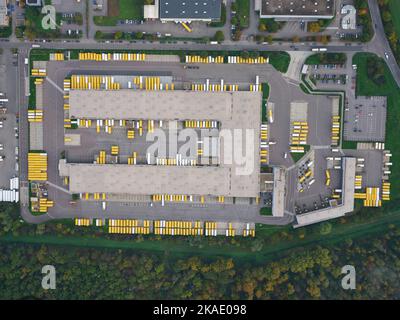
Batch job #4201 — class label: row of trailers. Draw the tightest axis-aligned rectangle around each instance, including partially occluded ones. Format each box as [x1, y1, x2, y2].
[75, 218, 256, 237]
[0, 189, 19, 202]
[227, 56, 268, 64]
[191, 83, 239, 92]
[260, 124, 268, 164]
[66, 75, 174, 92]
[78, 52, 146, 62]
[185, 55, 224, 64]
[290, 121, 309, 146]
[331, 115, 340, 146]
[27, 152, 48, 181]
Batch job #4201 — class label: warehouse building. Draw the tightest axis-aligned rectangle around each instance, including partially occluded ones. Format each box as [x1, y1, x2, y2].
[25, 0, 43, 6]
[256, 0, 335, 21]
[159, 0, 222, 22]
[61, 89, 261, 199]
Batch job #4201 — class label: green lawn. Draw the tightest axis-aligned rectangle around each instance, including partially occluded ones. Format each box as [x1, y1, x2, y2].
[290, 145, 310, 163]
[24, 7, 62, 39]
[353, 52, 400, 201]
[260, 207, 272, 216]
[291, 151, 304, 163]
[305, 53, 347, 65]
[388, 0, 400, 36]
[93, 0, 144, 26]
[261, 83, 270, 122]
[268, 52, 290, 73]
[235, 0, 250, 28]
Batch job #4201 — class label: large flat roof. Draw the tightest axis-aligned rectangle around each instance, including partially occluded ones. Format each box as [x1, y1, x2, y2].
[69, 90, 261, 130]
[159, 0, 221, 21]
[59, 163, 260, 197]
[260, 0, 335, 18]
[65, 90, 262, 198]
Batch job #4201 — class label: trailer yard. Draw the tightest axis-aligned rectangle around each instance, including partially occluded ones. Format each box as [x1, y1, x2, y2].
[19, 50, 393, 233]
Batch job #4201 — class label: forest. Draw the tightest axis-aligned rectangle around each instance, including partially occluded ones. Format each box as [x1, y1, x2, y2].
[1, 223, 400, 299]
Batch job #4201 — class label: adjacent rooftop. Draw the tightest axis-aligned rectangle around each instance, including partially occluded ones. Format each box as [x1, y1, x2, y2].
[260, 0, 335, 19]
[159, 0, 221, 21]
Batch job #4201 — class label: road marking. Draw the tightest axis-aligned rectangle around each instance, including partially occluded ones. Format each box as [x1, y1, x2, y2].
[46, 77, 64, 94]
[46, 181, 72, 194]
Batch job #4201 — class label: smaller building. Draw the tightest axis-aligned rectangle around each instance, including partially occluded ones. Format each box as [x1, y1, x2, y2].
[0, 0, 9, 27]
[159, 0, 221, 22]
[144, 0, 159, 20]
[258, 0, 335, 21]
[25, 0, 43, 6]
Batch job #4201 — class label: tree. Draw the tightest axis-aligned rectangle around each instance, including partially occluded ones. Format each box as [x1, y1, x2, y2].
[213, 30, 225, 42]
[308, 22, 321, 33]
[320, 35, 330, 44]
[124, 32, 132, 40]
[232, 29, 242, 41]
[382, 10, 392, 23]
[319, 222, 332, 235]
[258, 22, 267, 32]
[94, 30, 103, 40]
[199, 51, 208, 58]
[135, 32, 144, 39]
[265, 35, 273, 44]
[388, 31, 398, 47]
[114, 31, 123, 40]
[240, 50, 250, 59]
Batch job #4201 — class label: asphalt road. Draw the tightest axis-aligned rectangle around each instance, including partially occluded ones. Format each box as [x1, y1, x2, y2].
[0, 37, 365, 53]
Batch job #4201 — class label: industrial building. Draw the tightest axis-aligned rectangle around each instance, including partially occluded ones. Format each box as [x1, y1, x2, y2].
[256, 0, 335, 20]
[25, 0, 43, 6]
[158, 0, 222, 22]
[60, 89, 262, 201]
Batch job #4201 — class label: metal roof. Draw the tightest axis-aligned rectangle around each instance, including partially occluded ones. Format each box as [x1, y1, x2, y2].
[261, 0, 335, 18]
[159, 0, 221, 20]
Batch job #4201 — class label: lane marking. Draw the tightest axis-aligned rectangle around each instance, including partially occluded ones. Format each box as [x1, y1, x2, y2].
[46, 76, 64, 94]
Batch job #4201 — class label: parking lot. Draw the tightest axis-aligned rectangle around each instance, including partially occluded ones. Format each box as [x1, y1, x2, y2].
[343, 96, 387, 142]
[0, 50, 19, 192]
[293, 148, 343, 214]
[0, 113, 18, 189]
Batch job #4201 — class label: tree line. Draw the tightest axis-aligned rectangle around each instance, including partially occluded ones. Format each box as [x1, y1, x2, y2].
[1, 223, 400, 299]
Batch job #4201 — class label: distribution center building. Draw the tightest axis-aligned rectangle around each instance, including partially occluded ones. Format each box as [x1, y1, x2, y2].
[60, 89, 262, 200]
[257, 0, 335, 20]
